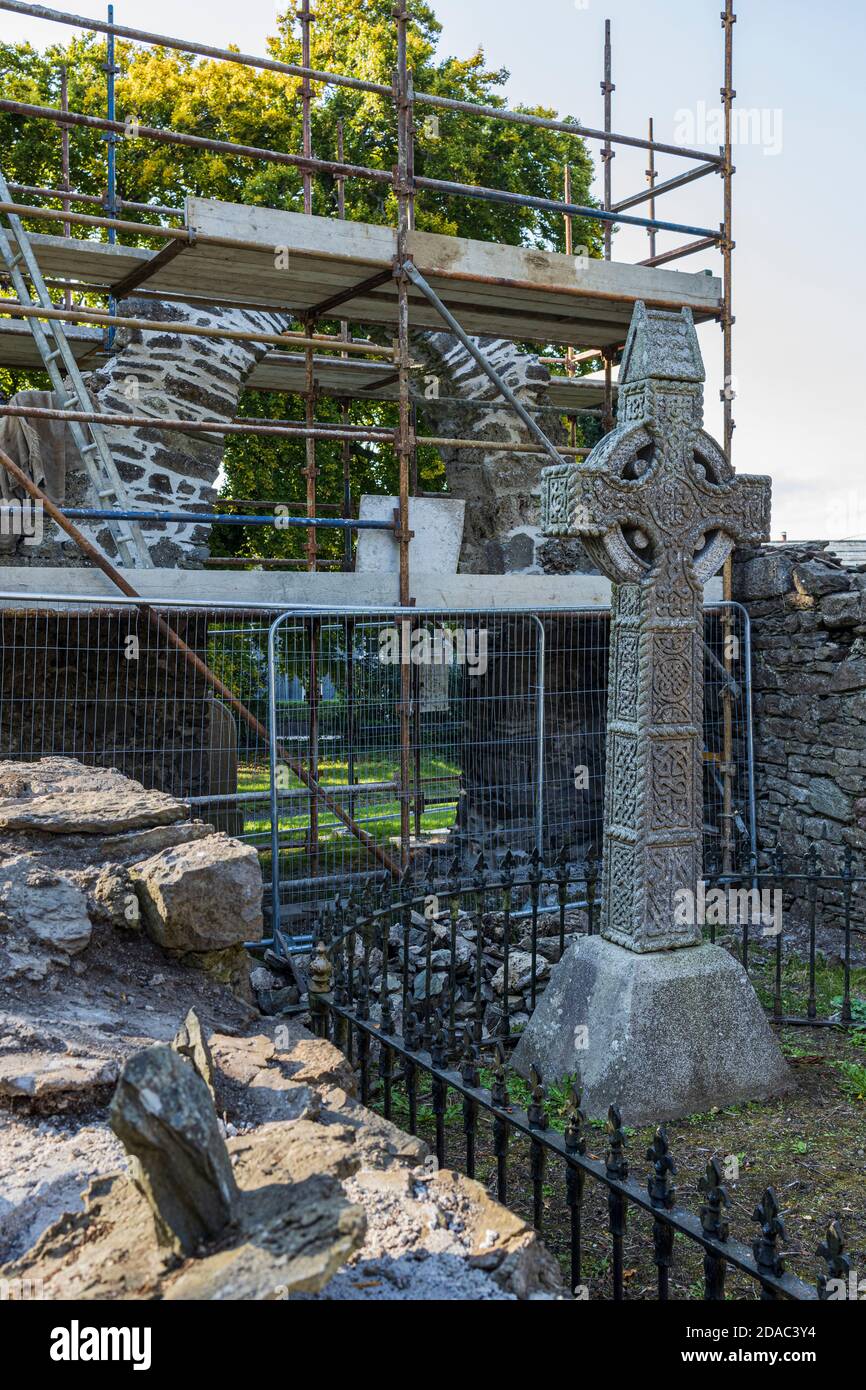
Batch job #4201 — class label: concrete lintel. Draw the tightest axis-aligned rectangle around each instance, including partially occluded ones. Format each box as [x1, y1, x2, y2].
[0, 568, 724, 612]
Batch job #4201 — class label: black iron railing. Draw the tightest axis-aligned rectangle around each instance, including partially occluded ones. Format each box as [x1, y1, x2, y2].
[704, 845, 864, 1028]
[299, 845, 866, 1037]
[296, 844, 864, 1301]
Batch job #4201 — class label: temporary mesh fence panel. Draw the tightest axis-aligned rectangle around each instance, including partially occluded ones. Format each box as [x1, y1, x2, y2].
[0, 599, 753, 933]
[0, 602, 276, 849]
[266, 610, 547, 935]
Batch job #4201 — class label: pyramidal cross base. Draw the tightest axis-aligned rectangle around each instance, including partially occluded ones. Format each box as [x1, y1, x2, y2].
[511, 937, 793, 1125]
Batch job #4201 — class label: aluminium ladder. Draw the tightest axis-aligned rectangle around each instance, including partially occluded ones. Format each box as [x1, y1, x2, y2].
[0, 167, 152, 568]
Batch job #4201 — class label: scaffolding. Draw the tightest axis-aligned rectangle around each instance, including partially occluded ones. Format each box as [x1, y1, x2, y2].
[0, 0, 739, 885]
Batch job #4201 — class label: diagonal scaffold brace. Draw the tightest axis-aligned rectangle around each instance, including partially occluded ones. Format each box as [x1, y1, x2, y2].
[400, 260, 570, 471]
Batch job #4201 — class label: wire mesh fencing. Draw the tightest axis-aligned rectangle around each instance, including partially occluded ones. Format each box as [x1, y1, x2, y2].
[265, 610, 547, 939]
[0, 596, 754, 940]
[0, 598, 277, 851]
[266, 602, 753, 936]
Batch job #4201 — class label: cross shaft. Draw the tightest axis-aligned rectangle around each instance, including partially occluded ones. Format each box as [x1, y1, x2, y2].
[542, 304, 770, 951]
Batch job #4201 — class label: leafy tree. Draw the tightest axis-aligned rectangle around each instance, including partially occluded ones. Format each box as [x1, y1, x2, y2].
[0, 1, 603, 564]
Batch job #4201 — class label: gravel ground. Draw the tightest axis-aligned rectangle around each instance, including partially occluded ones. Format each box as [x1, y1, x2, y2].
[0, 1109, 125, 1263]
[297, 1168, 516, 1301]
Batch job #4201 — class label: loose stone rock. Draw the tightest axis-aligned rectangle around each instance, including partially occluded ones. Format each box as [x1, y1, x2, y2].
[109, 1045, 239, 1256]
[132, 833, 263, 952]
[0, 759, 187, 835]
[171, 1008, 216, 1098]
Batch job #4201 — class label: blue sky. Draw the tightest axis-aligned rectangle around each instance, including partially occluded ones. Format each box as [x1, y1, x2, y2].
[4, 0, 864, 539]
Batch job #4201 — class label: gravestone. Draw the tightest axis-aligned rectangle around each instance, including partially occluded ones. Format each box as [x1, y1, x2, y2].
[206, 697, 244, 838]
[513, 304, 791, 1121]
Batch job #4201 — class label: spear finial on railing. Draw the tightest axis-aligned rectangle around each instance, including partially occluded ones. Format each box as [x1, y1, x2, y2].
[459, 1026, 480, 1088]
[698, 1157, 731, 1242]
[605, 1104, 629, 1181]
[752, 1187, 786, 1284]
[817, 1219, 849, 1300]
[490, 1042, 509, 1109]
[308, 939, 332, 996]
[404, 1009, 422, 1051]
[527, 1064, 549, 1131]
[646, 1125, 677, 1210]
[564, 1084, 586, 1157]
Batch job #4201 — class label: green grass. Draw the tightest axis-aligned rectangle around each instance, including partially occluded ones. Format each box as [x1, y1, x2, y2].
[830, 1059, 866, 1102]
[236, 752, 462, 880]
[477, 1068, 581, 1134]
[742, 953, 866, 1103]
[390, 1087, 464, 1128]
[831, 994, 866, 1028]
[365, 1021, 866, 1297]
[747, 947, 866, 1022]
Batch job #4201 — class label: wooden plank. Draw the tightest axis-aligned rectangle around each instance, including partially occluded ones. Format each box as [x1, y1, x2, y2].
[0, 318, 611, 412]
[247, 350, 614, 411]
[0, 318, 103, 369]
[117, 233, 654, 333]
[23, 198, 722, 350]
[22, 240, 637, 346]
[249, 353, 402, 396]
[26, 236, 150, 287]
[187, 199, 721, 315]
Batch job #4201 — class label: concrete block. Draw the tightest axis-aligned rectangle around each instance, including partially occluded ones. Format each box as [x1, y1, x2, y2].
[355, 496, 465, 575]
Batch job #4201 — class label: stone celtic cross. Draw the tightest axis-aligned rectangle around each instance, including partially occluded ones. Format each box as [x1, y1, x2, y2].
[542, 304, 771, 952]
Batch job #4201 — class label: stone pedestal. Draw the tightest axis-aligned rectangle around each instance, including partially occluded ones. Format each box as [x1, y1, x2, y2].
[512, 937, 792, 1125]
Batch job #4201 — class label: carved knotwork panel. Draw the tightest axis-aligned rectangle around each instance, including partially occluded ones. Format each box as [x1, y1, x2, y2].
[650, 555, 699, 621]
[620, 386, 649, 425]
[650, 631, 695, 725]
[605, 840, 636, 940]
[610, 734, 639, 829]
[613, 630, 640, 721]
[647, 383, 701, 432]
[649, 472, 701, 535]
[540, 464, 576, 536]
[649, 739, 694, 830]
[616, 585, 641, 620]
[645, 844, 698, 940]
[733, 478, 773, 542]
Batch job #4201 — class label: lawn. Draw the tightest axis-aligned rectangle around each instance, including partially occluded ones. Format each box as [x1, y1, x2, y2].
[235, 751, 462, 885]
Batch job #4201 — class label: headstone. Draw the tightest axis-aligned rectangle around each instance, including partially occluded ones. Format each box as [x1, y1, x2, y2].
[206, 697, 244, 838]
[513, 304, 791, 1120]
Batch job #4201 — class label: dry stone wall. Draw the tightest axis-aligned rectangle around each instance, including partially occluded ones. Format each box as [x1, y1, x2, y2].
[734, 543, 866, 930]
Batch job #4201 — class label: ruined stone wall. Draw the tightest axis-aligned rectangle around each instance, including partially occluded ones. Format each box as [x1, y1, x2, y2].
[2, 298, 290, 568]
[414, 330, 597, 576]
[734, 543, 866, 927]
[416, 332, 604, 860]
